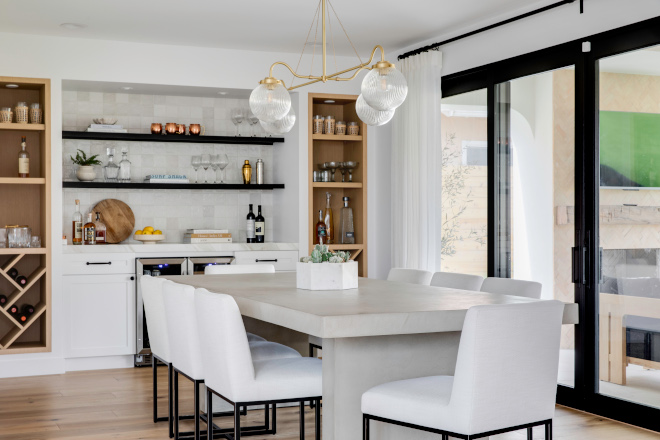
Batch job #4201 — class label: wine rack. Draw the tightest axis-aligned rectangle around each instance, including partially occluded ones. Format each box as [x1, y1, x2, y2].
[308, 93, 368, 276]
[0, 76, 51, 354]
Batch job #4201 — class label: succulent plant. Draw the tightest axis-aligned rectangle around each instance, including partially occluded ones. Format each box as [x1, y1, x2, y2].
[301, 247, 352, 263]
[328, 256, 344, 263]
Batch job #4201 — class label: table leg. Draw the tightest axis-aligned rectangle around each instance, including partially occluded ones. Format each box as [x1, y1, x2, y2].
[322, 332, 461, 440]
[599, 311, 611, 382]
[609, 314, 626, 385]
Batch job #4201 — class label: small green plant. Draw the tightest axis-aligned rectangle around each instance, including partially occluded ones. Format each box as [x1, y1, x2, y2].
[70, 149, 102, 166]
[300, 244, 351, 263]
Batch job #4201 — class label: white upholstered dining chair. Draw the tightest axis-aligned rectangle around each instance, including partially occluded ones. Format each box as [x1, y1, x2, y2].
[195, 288, 323, 440]
[362, 300, 564, 440]
[162, 282, 302, 440]
[480, 277, 543, 299]
[430, 272, 485, 291]
[387, 268, 433, 285]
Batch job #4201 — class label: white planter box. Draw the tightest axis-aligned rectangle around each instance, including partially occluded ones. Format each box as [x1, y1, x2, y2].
[296, 261, 358, 290]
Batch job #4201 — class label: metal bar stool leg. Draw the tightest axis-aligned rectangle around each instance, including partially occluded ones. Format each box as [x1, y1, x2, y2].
[152, 355, 158, 423]
[314, 398, 321, 440]
[173, 370, 180, 440]
[363, 415, 369, 440]
[528, 427, 533, 440]
[194, 380, 201, 440]
[234, 403, 242, 440]
[272, 402, 277, 434]
[265, 403, 270, 431]
[207, 388, 214, 440]
[545, 420, 553, 440]
[168, 363, 174, 438]
[299, 401, 305, 440]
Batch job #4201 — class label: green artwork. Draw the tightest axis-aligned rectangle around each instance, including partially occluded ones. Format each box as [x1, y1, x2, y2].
[600, 111, 660, 188]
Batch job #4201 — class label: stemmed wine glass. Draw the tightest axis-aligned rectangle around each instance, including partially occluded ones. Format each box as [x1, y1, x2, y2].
[191, 155, 201, 183]
[247, 109, 260, 136]
[231, 108, 245, 136]
[210, 155, 219, 183]
[200, 154, 211, 183]
[217, 154, 229, 183]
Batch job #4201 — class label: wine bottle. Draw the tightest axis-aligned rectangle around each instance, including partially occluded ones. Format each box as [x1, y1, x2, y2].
[324, 192, 334, 244]
[7, 268, 18, 279]
[255, 205, 265, 243]
[15, 275, 27, 286]
[8, 305, 19, 316]
[246, 204, 256, 243]
[94, 212, 107, 244]
[18, 313, 28, 323]
[315, 210, 326, 245]
[83, 212, 96, 245]
[339, 196, 355, 244]
[21, 304, 34, 315]
[72, 199, 83, 245]
[0, 295, 7, 306]
[18, 136, 29, 178]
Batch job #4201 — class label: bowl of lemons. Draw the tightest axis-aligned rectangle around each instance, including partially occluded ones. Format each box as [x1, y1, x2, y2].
[134, 226, 165, 244]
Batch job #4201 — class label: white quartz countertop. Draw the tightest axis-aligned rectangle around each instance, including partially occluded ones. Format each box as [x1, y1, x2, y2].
[62, 242, 299, 254]
[165, 272, 579, 338]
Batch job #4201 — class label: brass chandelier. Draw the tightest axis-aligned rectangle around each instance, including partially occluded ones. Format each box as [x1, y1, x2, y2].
[249, 0, 408, 134]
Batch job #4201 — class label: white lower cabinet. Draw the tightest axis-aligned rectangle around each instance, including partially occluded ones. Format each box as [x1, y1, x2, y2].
[63, 274, 136, 358]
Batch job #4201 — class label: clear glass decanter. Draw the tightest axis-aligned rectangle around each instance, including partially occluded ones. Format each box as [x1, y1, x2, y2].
[339, 196, 355, 244]
[118, 147, 131, 183]
[104, 148, 119, 182]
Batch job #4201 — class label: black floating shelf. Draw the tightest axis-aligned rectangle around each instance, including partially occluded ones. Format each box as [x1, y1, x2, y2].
[62, 131, 285, 146]
[62, 181, 285, 190]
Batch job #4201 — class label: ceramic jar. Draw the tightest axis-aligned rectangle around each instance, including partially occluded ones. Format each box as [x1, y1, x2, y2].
[76, 165, 97, 181]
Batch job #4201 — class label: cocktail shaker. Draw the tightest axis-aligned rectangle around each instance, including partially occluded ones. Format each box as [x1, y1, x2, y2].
[256, 159, 264, 184]
[242, 160, 252, 184]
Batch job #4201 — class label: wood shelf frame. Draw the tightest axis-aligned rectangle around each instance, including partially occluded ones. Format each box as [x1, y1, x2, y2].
[0, 178, 46, 185]
[312, 182, 362, 189]
[62, 131, 284, 145]
[0, 123, 45, 131]
[312, 134, 363, 141]
[62, 181, 284, 190]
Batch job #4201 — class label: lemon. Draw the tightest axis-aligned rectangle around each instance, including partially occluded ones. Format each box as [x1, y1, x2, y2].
[135, 230, 143, 235]
[142, 231, 153, 235]
[143, 226, 155, 233]
[154, 230, 163, 235]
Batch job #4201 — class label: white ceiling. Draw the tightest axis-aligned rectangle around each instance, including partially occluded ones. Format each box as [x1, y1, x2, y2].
[0, 0, 574, 57]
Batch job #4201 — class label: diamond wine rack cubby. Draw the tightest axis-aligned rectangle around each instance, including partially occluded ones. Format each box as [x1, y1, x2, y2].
[0, 76, 51, 354]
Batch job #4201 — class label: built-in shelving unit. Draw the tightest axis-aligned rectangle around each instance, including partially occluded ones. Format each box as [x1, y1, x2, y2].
[308, 93, 367, 276]
[62, 131, 284, 146]
[63, 181, 284, 190]
[0, 76, 51, 355]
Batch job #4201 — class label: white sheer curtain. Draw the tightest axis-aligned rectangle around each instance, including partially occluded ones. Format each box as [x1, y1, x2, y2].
[391, 50, 443, 272]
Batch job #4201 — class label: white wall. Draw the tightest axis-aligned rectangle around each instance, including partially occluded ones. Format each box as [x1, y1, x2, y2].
[0, 32, 361, 376]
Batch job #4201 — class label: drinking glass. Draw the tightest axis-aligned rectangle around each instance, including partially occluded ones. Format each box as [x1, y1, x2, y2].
[191, 155, 201, 183]
[247, 109, 260, 136]
[30, 236, 41, 248]
[210, 155, 220, 183]
[231, 108, 245, 136]
[217, 154, 229, 183]
[200, 154, 211, 183]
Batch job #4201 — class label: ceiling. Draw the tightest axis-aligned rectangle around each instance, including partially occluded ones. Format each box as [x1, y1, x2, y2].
[0, 0, 575, 57]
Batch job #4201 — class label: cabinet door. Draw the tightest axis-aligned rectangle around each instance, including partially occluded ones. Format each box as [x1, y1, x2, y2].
[63, 274, 136, 358]
[234, 251, 299, 271]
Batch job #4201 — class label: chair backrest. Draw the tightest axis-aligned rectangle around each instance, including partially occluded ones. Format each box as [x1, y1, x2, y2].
[430, 272, 484, 291]
[450, 300, 564, 435]
[140, 275, 171, 362]
[387, 268, 433, 285]
[162, 282, 205, 380]
[205, 264, 275, 275]
[480, 277, 542, 299]
[194, 288, 255, 401]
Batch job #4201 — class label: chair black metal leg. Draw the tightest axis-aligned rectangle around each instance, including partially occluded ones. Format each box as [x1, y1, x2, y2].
[363, 415, 369, 440]
[168, 363, 174, 438]
[207, 388, 214, 440]
[152, 355, 158, 423]
[545, 420, 552, 440]
[173, 370, 179, 440]
[442, 435, 448, 440]
[309, 343, 314, 357]
[194, 380, 201, 440]
[272, 402, 277, 433]
[314, 399, 321, 440]
[528, 427, 533, 440]
[265, 403, 270, 431]
[234, 404, 241, 440]
[299, 401, 305, 440]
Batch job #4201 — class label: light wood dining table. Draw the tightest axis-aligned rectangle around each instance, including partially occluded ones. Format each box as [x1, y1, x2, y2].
[166, 272, 579, 440]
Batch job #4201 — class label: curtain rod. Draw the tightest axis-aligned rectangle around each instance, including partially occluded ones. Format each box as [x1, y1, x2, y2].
[397, 0, 583, 61]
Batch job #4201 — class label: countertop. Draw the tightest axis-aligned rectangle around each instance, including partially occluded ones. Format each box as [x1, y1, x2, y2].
[62, 242, 299, 254]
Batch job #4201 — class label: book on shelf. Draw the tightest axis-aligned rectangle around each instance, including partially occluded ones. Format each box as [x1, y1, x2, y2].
[145, 174, 189, 183]
[185, 233, 232, 238]
[90, 124, 124, 129]
[185, 229, 229, 234]
[86, 128, 128, 133]
[182, 237, 233, 244]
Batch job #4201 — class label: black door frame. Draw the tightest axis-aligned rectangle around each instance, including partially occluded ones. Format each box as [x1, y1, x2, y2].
[441, 15, 660, 432]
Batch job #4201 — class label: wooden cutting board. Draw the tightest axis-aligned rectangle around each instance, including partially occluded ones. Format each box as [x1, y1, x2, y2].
[91, 199, 135, 244]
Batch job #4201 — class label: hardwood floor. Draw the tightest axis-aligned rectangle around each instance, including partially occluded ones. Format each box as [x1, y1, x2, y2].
[0, 366, 657, 439]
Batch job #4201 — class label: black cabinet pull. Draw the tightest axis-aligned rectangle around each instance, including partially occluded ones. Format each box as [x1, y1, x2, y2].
[255, 259, 278, 263]
[86, 262, 112, 265]
[130, 276, 135, 281]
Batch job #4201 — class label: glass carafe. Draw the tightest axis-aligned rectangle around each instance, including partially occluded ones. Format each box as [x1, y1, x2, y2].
[104, 148, 119, 182]
[339, 196, 355, 244]
[118, 148, 131, 183]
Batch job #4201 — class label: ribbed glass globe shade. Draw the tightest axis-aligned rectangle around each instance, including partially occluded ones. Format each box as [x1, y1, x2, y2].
[249, 82, 291, 123]
[356, 94, 395, 126]
[260, 107, 296, 134]
[361, 66, 408, 111]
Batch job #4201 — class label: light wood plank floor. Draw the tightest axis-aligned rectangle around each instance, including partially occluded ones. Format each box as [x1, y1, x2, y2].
[0, 367, 658, 439]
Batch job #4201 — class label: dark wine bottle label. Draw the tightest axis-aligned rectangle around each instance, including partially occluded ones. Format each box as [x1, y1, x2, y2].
[0, 295, 7, 305]
[19, 314, 28, 323]
[22, 304, 34, 315]
[8, 268, 18, 279]
[8, 306, 19, 315]
[16, 276, 27, 286]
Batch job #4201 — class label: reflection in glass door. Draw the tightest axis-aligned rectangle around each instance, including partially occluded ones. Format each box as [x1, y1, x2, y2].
[495, 66, 577, 387]
[598, 43, 660, 409]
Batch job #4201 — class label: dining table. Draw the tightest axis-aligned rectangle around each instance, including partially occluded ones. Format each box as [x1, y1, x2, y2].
[165, 272, 579, 440]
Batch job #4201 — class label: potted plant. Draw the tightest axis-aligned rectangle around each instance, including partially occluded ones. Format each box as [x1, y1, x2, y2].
[70, 149, 102, 181]
[297, 245, 358, 290]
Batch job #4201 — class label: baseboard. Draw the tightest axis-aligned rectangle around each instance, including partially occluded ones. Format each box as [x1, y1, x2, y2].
[65, 355, 135, 372]
[0, 357, 65, 378]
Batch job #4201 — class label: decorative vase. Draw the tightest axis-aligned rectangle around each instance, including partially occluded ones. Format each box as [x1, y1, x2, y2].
[296, 261, 358, 290]
[76, 165, 96, 181]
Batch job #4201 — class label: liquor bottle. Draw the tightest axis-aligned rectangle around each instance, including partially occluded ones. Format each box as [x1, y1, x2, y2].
[0, 295, 7, 306]
[21, 304, 34, 315]
[255, 205, 265, 243]
[339, 196, 355, 244]
[315, 210, 327, 245]
[8, 304, 19, 316]
[15, 275, 27, 286]
[118, 147, 131, 183]
[18, 136, 29, 178]
[83, 213, 96, 245]
[72, 199, 83, 245]
[246, 204, 256, 243]
[7, 268, 18, 279]
[94, 212, 107, 244]
[323, 192, 334, 244]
